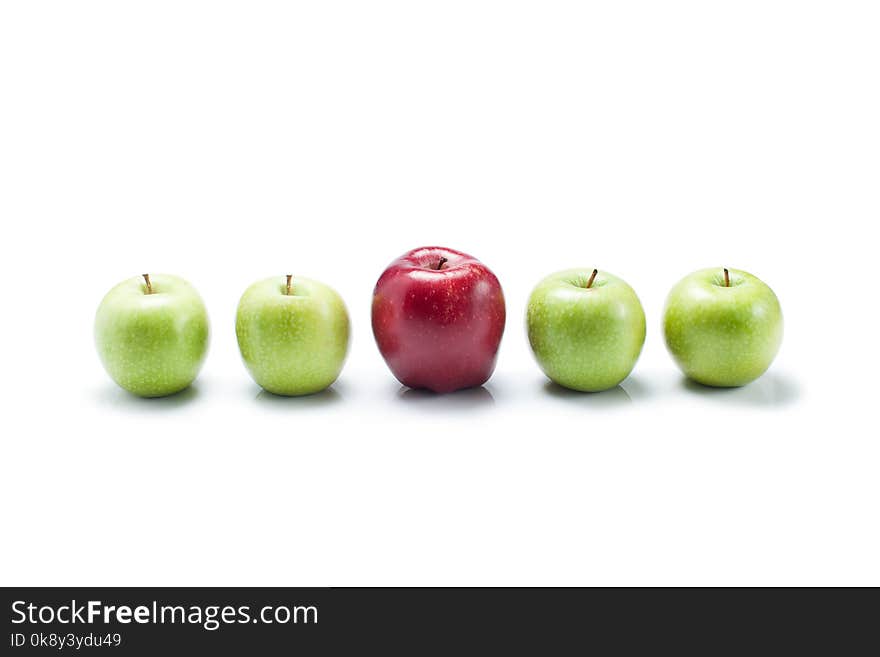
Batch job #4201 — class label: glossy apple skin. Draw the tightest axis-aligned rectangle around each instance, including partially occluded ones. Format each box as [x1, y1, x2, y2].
[663, 268, 783, 387]
[95, 274, 210, 397]
[236, 276, 350, 396]
[527, 269, 646, 392]
[371, 247, 506, 393]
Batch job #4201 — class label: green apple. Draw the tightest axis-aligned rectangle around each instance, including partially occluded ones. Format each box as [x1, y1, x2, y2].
[235, 275, 350, 396]
[95, 273, 210, 397]
[663, 268, 783, 387]
[526, 269, 646, 392]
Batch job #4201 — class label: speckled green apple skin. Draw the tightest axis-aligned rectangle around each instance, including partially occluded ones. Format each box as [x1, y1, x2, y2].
[95, 274, 210, 397]
[235, 276, 350, 396]
[663, 268, 783, 387]
[526, 269, 646, 392]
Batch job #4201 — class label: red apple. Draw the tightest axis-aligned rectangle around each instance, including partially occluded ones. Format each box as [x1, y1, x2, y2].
[371, 246, 506, 393]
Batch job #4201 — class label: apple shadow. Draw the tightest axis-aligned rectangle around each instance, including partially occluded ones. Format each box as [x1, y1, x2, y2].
[541, 381, 632, 408]
[396, 385, 495, 411]
[254, 386, 343, 409]
[680, 372, 801, 407]
[96, 384, 201, 411]
[619, 375, 652, 402]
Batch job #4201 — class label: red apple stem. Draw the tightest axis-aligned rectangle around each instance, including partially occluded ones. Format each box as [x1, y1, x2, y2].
[585, 268, 598, 289]
[286, 274, 293, 295]
[142, 273, 153, 294]
[723, 268, 730, 287]
[437, 257, 448, 270]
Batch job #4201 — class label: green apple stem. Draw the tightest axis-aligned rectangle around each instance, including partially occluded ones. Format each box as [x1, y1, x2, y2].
[585, 268, 598, 289]
[723, 268, 730, 287]
[286, 274, 293, 295]
[142, 273, 153, 295]
[436, 257, 448, 270]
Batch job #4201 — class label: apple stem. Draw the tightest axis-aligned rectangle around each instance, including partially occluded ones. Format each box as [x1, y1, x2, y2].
[585, 268, 598, 289]
[142, 273, 153, 294]
[436, 257, 448, 270]
[286, 274, 293, 295]
[723, 268, 730, 287]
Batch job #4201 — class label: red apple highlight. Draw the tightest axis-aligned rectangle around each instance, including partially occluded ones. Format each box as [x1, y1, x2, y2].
[371, 246, 506, 393]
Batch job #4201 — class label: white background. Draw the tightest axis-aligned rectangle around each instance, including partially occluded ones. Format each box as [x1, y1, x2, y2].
[1, 1, 878, 586]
